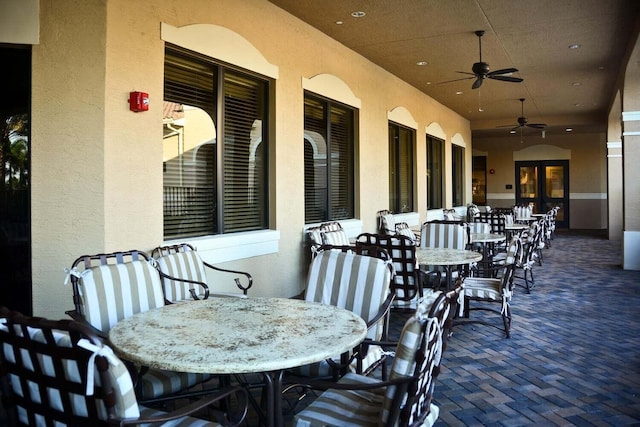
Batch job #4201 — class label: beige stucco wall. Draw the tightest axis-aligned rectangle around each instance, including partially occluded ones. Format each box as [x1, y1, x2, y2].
[30, 0, 471, 318]
[473, 131, 607, 229]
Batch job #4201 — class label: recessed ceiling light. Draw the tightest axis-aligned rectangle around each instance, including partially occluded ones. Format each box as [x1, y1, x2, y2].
[426, 82, 432, 85]
[572, 82, 581, 86]
[565, 128, 573, 132]
[416, 61, 428, 66]
[568, 44, 581, 49]
[510, 130, 516, 134]
[351, 11, 365, 18]
[456, 91, 463, 95]
[574, 103, 581, 107]
[599, 66, 605, 70]
[335, 20, 344, 25]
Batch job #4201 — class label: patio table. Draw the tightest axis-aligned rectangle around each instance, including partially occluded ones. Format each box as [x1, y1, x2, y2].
[109, 297, 367, 427]
[416, 247, 482, 290]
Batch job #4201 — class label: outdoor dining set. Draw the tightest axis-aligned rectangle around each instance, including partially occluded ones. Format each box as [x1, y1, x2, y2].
[0, 204, 558, 426]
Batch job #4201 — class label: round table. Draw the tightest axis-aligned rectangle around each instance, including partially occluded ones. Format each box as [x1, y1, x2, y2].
[416, 247, 482, 289]
[109, 297, 367, 427]
[471, 233, 506, 276]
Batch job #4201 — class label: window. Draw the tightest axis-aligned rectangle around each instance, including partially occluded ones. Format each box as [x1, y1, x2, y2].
[452, 144, 464, 207]
[303, 93, 355, 224]
[472, 156, 487, 205]
[163, 46, 269, 239]
[388, 122, 414, 213]
[426, 135, 443, 209]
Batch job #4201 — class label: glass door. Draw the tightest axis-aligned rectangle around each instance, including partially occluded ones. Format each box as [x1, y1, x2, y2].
[515, 160, 569, 228]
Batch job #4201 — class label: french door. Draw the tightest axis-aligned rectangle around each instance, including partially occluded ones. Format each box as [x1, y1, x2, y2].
[515, 160, 569, 229]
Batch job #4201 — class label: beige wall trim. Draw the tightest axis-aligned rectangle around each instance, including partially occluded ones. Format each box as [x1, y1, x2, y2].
[570, 193, 607, 200]
[0, 0, 39, 44]
[513, 144, 571, 161]
[388, 106, 418, 129]
[303, 74, 361, 108]
[451, 133, 467, 148]
[426, 122, 446, 140]
[160, 23, 279, 79]
[623, 231, 640, 270]
[394, 212, 420, 227]
[622, 111, 640, 122]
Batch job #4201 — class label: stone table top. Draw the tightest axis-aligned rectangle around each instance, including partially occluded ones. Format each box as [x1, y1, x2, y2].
[108, 297, 367, 374]
[415, 247, 482, 266]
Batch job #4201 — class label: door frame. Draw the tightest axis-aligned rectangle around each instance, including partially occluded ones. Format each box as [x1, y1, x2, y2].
[515, 160, 569, 228]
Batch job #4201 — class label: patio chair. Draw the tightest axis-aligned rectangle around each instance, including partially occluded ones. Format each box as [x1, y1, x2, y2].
[291, 247, 394, 380]
[0, 307, 248, 427]
[307, 221, 352, 252]
[419, 221, 470, 288]
[459, 236, 522, 338]
[64, 250, 212, 402]
[356, 233, 426, 311]
[292, 292, 451, 427]
[377, 209, 397, 234]
[151, 243, 253, 301]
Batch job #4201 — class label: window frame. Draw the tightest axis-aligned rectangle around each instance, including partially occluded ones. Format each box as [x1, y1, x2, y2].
[388, 121, 415, 213]
[303, 91, 356, 224]
[426, 135, 444, 210]
[451, 143, 465, 207]
[162, 44, 271, 239]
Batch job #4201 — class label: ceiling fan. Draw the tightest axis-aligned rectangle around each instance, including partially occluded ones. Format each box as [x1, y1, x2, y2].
[439, 30, 523, 89]
[498, 98, 547, 132]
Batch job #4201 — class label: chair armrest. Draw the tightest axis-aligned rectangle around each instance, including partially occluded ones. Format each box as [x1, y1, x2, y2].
[155, 269, 210, 300]
[202, 260, 253, 295]
[364, 292, 394, 333]
[116, 385, 248, 427]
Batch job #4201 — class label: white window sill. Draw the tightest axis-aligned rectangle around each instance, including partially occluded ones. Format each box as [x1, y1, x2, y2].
[303, 219, 363, 240]
[164, 229, 280, 264]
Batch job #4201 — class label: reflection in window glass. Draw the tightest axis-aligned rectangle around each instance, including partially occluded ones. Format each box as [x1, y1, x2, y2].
[545, 166, 564, 198]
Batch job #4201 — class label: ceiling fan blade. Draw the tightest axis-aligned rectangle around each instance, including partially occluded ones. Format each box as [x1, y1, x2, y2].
[488, 75, 523, 83]
[497, 124, 518, 128]
[436, 76, 475, 85]
[526, 123, 547, 129]
[455, 71, 477, 76]
[472, 77, 484, 89]
[487, 67, 519, 76]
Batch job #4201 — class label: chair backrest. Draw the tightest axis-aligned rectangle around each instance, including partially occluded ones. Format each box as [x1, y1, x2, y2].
[466, 203, 480, 222]
[476, 212, 506, 234]
[420, 221, 468, 249]
[442, 208, 460, 220]
[152, 243, 210, 302]
[305, 249, 392, 340]
[380, 295, 449, 426]
[307, 221, 350, 246]
[377, 209, 396, 234]
[394, 221, 418, 245]
[356, 233, 419, 305]
[67, 250, 165, 334]
[468, 221, 491, 234]
[0, 307, 140, 425]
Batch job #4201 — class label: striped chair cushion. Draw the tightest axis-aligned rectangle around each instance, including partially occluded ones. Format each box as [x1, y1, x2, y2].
[77, 260, 165, 333]
[1, 321, 221, 426]
[321, 229, 351, 246]
[395, 222, 417, 245]
[380, 213, 396, 234]
[294, 373, 384, 427]
[295, 250, 392, 376]
[76, 260, 211, 400]
[420, 223, 467, 249]
[305, 250, 391, 341]
[0, 323, 140, 423]
[381, 315, 441, 426]
[155, 250, 209, 302]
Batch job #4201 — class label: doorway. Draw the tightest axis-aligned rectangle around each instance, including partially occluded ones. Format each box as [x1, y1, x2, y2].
[515, 160, 569, 229]
[0, 45, 32, 315]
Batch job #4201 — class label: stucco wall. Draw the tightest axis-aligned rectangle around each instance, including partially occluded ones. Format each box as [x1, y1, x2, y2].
[30, 0, 471, 318]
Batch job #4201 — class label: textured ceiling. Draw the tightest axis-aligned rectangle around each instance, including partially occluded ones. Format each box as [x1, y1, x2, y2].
[268, 0, 640, 138]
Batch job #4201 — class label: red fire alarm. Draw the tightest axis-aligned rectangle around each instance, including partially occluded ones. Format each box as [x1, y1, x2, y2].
[129, 91, 149, 112]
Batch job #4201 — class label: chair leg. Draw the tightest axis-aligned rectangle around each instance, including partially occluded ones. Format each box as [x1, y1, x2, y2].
[502, 304, 511, 338]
